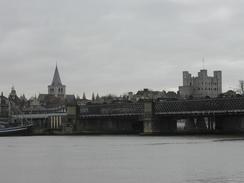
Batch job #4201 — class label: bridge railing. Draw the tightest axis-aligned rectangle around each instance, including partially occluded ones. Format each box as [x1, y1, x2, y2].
[80, 103, 144, 116]
[79, 97, 244, 117]
[12, 112, 67, 119]
[155, 97, 244, 113]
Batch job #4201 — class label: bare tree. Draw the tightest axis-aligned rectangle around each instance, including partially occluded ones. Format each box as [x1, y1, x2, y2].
[82, 92, 86, 100]
[92, 92, 95, 101]
[239, 80, 244, 95]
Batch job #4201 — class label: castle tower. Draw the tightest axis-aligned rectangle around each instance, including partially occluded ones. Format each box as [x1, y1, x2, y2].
[179, 69, 222, 98]
[48, 65, 66, 96]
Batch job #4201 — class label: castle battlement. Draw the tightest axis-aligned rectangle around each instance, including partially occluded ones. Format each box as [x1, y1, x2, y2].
[179, 69, 222, 98]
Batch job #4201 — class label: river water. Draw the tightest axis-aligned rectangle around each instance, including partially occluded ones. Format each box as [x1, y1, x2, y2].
[0, 135, 244, 183]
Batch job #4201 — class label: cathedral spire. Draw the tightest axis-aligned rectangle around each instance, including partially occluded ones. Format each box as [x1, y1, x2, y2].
[48, 64, 66, 96]
[51, 64, 62, 86]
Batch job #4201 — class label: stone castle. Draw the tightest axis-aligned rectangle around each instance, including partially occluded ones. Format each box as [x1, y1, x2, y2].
[179, 69, 222, 98]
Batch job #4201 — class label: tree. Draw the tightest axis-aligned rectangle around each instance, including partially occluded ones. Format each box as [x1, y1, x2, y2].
[92, 92, 95, 101]
[239, 80, 244, 95]
[82, 92, 86, 100]
[96, 93, 100, 101]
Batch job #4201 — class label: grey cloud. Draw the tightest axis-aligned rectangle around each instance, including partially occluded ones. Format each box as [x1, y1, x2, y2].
[0, 0, 244, 98]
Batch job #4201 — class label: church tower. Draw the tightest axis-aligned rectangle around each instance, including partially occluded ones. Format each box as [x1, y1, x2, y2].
[48, 65, 66, 96]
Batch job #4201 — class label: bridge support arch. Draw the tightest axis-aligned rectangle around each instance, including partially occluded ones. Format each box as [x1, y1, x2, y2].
[196, 117, 207, 130]
[184, 118, 196, 130]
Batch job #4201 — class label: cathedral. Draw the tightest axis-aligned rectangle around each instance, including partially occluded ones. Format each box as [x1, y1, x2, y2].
[38, 65, 76, 108]
[48, 65, 66, 96]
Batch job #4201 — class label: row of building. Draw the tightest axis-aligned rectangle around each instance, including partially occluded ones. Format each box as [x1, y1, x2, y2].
[78, 70, 223, 104]
[43, 64, 224, 101]
[2, 64, 241, 135]
[0, 66, 224, 119]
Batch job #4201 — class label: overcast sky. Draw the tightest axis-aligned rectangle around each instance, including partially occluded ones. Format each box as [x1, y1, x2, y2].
[0, 0, 244, 98]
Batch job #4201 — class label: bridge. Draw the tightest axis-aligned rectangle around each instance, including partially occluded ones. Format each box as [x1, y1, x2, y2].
[79, 98, 244, 134]
[9, 98, 244, 135]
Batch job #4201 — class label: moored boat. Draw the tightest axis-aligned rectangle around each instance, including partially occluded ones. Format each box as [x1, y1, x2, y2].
[0, 122, 32, 136]
[0, 97, 33, 136]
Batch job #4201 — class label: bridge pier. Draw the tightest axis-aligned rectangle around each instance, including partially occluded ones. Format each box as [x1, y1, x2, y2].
[208, 117, 215, 131]
[215, 116, 244, 133]
[158, 117, 177, 133]
[143, 101, 159, 134]
[184, 117, 215, 132]
[184, 118, 196, 130]
[143, 117, 177, 134]
[143, 100, 177, 134]
[196, 117, 207, 130]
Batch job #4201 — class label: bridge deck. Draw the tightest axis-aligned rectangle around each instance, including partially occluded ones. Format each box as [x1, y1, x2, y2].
[80, 98, 244, 117]
[155, 98, 244, 113]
